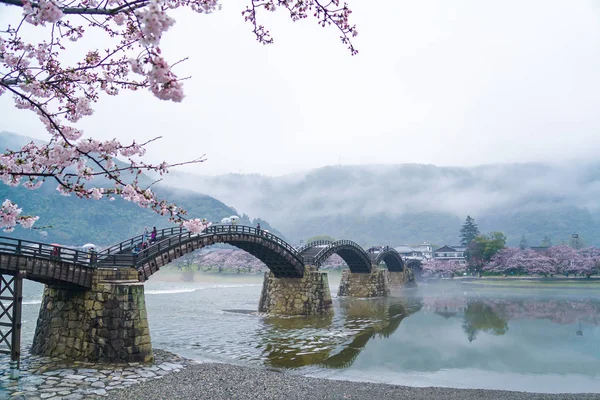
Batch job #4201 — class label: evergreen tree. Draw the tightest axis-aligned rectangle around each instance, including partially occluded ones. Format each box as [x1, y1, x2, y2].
[460, 216, 480, 246]
[541, 235, 553, 247]
[519, 235, 528, 250]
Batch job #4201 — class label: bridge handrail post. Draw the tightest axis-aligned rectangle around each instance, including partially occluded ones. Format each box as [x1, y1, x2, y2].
[16, 240, 22, 255]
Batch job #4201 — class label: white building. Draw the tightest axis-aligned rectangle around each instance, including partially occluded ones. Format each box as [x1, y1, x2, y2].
[412, 242, 433, 260]
[433, 245, 467, 265]
[394, 245, 423, 260]
[394, 242, 434, 261]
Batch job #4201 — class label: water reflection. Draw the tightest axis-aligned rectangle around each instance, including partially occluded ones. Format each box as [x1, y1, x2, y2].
[424, 295, 600, 341]
[462, 301, 509, 342]
[10, 279, 600, 392]
[259, 297, 422, 369]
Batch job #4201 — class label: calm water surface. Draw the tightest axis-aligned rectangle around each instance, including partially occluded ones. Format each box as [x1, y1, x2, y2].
[14, 273, 600, 393]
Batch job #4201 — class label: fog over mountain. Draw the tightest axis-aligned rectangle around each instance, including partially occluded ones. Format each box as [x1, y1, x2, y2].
[163, 162, 600, 247]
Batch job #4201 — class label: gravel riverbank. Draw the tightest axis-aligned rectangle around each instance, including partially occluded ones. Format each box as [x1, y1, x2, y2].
[106, 363, 600, 400]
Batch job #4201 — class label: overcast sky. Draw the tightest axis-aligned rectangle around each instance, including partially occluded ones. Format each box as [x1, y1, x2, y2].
[2, 0, 600, 176]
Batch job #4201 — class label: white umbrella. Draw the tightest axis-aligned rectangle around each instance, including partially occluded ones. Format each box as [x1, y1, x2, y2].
[220, 217, 232, 224]
[230, 215, 239, 220]
[82, 243, 96, 249]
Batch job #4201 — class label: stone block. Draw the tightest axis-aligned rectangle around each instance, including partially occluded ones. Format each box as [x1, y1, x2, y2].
[338, 269, 390, 298]
[31, 274, 154, 364]
[258, 267, 333, 316]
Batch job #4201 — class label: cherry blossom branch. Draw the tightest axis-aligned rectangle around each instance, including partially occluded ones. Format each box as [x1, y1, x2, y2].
[0, 0, 150, 15]
[0, 0, 358, 232]
[243, 0, 358, 54]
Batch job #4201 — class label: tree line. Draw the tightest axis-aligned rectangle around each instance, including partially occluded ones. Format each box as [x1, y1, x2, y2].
[422, 215, 600, 278]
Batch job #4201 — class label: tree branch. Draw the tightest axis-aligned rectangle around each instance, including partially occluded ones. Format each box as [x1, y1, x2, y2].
[0, 0, 149, 15]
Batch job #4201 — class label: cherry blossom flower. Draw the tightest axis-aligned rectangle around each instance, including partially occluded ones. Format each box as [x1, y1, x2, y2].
[1, 0, 358, 231]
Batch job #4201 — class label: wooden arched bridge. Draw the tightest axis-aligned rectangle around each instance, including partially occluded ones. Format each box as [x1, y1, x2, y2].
[0, 225, 406, 288]
[0, 225, 415, 374]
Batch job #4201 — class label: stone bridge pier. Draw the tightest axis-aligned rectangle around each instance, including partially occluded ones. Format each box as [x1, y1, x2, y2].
[258, 266, 333, 315]
[32, 268, 153, 363]
[338, 268, 390, 298]
[387, 269, 416, 287]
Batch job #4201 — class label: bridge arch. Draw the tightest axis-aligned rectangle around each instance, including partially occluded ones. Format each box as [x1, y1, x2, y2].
[373, 249, 405, 272]
[133, 225, 305, 280]
[297, 239, 333, 254]
[405, 259, 422, 278]
[312, 240, 372, 273]
[297, 240, 333, 265]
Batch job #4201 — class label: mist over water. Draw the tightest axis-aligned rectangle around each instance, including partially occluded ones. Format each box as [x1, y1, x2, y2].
[13, 273, 600, 393]
[163, 162, 600, 246]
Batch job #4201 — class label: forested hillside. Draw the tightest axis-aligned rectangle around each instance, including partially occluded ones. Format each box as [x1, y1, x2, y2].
[0, 132, 280, 246]
[163, 163, 600, 247]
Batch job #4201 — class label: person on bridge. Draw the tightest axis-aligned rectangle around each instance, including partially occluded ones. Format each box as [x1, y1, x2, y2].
[150, 227, 157, 243]
[256, 222, 261, 233]
[132, 243, 141, 256]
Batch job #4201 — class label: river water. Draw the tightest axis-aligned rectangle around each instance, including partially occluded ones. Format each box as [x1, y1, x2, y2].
[14, 272, 600, 394]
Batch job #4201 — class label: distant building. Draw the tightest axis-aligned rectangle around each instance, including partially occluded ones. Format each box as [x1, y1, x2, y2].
[412, 242, 433, 260]
[433, 245, 467, 265]
[394, 245, 423, 260]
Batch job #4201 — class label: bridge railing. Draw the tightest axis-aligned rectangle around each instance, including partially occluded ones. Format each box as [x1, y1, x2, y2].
[133, 231, 201, 266]
[304, 239, 368, 266]
[296, 240, 333, 254]
[97, 226, 185, 256]
[204, 225, 300, 259]
[95, 224, 303, 268]
[0, 237, 88, 265]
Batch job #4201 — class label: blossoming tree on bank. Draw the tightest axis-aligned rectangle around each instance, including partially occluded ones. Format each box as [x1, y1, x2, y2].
[485, 246, 600, 277]
[421, 259, 464, 278]
[0, 0, 357, 232]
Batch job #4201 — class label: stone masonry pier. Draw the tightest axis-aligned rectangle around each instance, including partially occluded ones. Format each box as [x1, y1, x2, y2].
[31, 268, 153, 363]
[258, 266, 333, 316]
[387, 270, 416, 287]
[338, 268, 390, 298]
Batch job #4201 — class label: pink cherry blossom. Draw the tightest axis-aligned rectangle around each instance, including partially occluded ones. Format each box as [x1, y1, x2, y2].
[422, 259, 464, 278]
[182, 218, 211, 234]
[1, 0, 358, 231]
[486, 246, 600, 277]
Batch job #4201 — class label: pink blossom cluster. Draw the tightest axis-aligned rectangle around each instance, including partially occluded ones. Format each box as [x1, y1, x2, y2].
[485, 246, 600, 277]
[1, 0, 357, 231]
[0, 199, 39, 232]
[421, 259, 464, 278]
[182, 218, 211, 233]
[22, 0, 64, 26]
[197, 249, 266, 273]
[319, 253, 347, 269]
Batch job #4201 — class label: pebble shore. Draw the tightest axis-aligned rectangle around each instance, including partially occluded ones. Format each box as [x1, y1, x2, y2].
[106, 363, 600, 400]
[2, 351, 599, 400]
[0, 349, 191, 400]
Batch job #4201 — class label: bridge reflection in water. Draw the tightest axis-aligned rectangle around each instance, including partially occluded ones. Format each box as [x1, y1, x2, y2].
[0, 225, 416, 374]
[257, 296, 423, 369]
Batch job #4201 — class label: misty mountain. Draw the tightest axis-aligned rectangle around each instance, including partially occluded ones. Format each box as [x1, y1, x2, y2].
[162, 163, 600, 247]
[0, 132, 281, 246]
